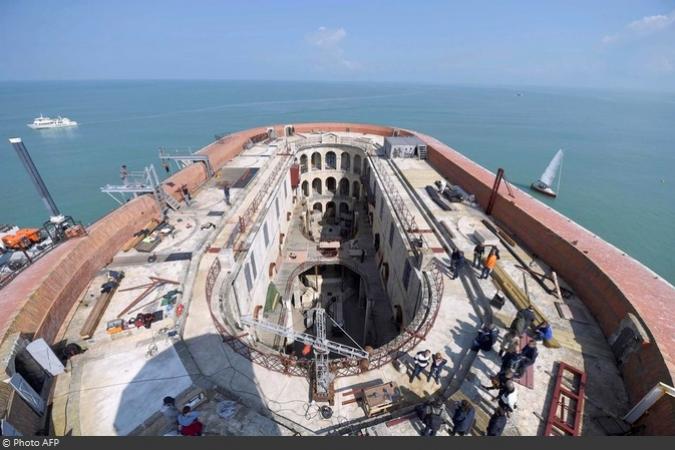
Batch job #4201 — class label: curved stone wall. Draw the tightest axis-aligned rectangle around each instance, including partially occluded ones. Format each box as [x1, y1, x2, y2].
[2, 121, 673, 434]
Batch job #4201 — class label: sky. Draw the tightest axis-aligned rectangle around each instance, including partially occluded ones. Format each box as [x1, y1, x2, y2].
[1, 0, 675, 90]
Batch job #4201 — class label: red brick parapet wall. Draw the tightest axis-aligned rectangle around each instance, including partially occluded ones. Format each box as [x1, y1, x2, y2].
[2, 122, 673, 434]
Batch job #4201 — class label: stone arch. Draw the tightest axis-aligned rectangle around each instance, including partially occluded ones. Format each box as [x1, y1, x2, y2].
[311, 152, 322, 170]
[312, 178, 322, 195]
[339, 202, 350, 216]
[325, 201, 336, 221]
[301, 180, 309, 197]
[326, 177, 336, 194]
[340, 152, 351, 171]
[339, 178, 350, 196]
[300, 154, 308, 174]
[325, 151, 337, 170]
[352, 181, 361, 199]
[353, 154, 362, 175]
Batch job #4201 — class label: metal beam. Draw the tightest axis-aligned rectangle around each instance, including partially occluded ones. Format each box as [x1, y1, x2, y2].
[159, 149, 213, 176]
[8, 138, 60, 217]
[240, 313, 368, 359]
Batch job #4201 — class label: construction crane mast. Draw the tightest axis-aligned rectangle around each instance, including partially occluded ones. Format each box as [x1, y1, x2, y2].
[240, 306, 369, 403]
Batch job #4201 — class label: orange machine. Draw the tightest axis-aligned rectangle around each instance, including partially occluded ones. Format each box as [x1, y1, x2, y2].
[1, 228, 42, 249]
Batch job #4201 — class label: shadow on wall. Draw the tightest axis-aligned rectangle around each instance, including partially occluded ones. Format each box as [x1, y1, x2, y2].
[108, 333, 287, 436]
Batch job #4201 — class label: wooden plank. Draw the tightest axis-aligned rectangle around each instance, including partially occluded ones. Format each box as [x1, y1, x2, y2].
[122, 219, 160, 252]
[80, 288, 117, 339]
[491, 264, 560, 347]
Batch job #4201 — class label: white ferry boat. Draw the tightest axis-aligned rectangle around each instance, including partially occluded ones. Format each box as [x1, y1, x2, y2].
[27, 115, 78, 129]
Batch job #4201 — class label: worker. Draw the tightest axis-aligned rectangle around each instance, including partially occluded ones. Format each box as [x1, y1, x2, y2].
[498, 332, 521, 358]
[500, 349, 520, 374]
[419, 398, 449, 436]
[177, 405, 203, 436]
[499, 306, 535, 357]
[534, 321, 553, 344]
[473, 243, 485, 268]
[471, 323, 499, 352]
[496, 380, 518, 417]
[520, 306, 536, 330]
[481, 249, 498, 279]
[223, 183, 231, 205]
[120, 165, 129, 185]
[449, 249, 460, 277]
[162, 161, 171, 174]
[483, 368, 515, 392]
[486, 406, 508, 436]
[160, 396, 179, 432]
[410, 349, 432, 382]
[427, 352, 447, 385]
[181, 185, 192, 206]
[513, 341, 538, 378]
[450, 400, 476, 436]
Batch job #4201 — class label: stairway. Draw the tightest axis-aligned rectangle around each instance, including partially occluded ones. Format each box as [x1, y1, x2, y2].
[418, 145, 428, 160]
[163, 193, 182, 211]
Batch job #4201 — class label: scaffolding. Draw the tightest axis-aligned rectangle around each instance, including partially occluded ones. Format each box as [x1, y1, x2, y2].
[100, 164, 178, 213]
[159, 148, 213, 177]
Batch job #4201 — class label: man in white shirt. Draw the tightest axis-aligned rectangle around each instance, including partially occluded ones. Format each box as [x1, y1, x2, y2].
[410, 349, 432, 382]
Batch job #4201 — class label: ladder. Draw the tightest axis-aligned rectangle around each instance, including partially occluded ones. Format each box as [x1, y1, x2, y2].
[163, 193, 182, 211]
[543, 362, 587, 436]
[417, 146, 428, 160]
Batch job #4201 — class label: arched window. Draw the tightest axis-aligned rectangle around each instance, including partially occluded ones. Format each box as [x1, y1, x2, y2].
[326, 201, 336, 220]
[339, 202, 350, 216]
[311, 152, 322, 170]
[326, 177, 336, 194]
[301, 180, 309, 197]
[340, 152, 351, 171]
[300, 154, 308, 174]
[339, 178, 350, 196]
[325, 151, 336, 169]
[352, 181, 360, 199]
[312, 178, 322, 195]
[313, 202, 323, 212]
[353, 154, 362, 175]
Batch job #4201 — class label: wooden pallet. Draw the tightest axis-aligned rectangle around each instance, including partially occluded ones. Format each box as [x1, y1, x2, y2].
[543, 362, 587, 436]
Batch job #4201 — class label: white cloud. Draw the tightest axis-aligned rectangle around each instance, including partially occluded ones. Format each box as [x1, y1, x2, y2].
[306, 26, 346, 48]
[627, 14, 675, 33]
[602, 10, 675, 44]
[305, 26, 360, 71]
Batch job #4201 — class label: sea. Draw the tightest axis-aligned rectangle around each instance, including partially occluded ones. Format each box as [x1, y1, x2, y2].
[0, 80, 673, 284]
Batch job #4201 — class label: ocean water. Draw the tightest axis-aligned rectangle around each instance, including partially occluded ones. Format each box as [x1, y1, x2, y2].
[0, 80, 673, 284]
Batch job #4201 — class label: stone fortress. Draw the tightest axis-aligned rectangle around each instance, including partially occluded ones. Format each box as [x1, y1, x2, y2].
[0, 123, 673, 436]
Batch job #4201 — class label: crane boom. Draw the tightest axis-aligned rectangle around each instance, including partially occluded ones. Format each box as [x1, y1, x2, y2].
[240, 312, 369, 359]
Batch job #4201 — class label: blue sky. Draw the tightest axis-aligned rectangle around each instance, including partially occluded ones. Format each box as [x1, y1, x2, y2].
[1, 0, 675, 90]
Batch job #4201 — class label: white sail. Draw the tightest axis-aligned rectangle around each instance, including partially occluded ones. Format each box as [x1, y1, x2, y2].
[538, 149, 563, 187]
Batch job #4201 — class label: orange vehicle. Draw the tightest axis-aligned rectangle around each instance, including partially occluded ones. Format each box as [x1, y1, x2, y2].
[1, 228, 42, 250]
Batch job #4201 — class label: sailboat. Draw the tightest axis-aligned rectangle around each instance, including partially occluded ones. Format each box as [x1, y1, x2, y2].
[531, 149, 563, 198]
